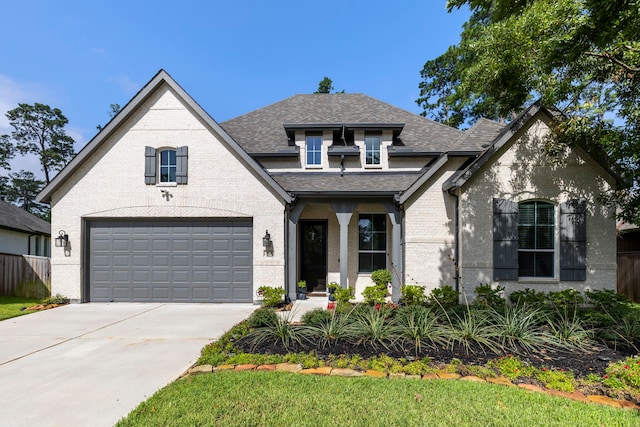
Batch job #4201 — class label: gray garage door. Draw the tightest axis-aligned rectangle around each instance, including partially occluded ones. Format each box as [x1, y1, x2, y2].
[88, 220, 252, 302]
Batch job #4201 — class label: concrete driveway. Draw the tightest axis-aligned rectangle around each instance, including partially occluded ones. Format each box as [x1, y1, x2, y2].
[0, 303, 256, 427]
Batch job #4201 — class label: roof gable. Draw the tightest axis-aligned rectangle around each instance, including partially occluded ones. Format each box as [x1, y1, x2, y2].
[37, 70, 292, 204]
[443, 102, 623, 192]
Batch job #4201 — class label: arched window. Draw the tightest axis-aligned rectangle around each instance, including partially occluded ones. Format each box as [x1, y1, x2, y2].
[159, 148, 176, 183]
[518, 201, 554, 277]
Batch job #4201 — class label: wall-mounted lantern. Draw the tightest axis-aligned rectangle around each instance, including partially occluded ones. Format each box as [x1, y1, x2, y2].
[263, 230, 273, 256]
[55, 230, 69, 248]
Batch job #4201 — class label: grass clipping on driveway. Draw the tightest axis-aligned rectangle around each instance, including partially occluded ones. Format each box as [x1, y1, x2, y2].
[115, 371, 639, 427]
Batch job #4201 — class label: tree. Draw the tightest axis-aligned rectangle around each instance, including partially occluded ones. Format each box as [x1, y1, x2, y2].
[96, 103, 122, 131]
[417, 11, 509, 128]
[419, 0, 640, 223]
[315, 77, 334, 94]
[0, 134, 14, 170]
[314, 77, 345, 94]
[4, 103, 75, 184]
[3, 170, 48, 219]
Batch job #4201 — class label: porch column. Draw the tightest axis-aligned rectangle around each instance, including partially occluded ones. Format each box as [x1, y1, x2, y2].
[331, 203, 356, 289]
[287, 203, 305, 301]
[385, 204, 403, 303]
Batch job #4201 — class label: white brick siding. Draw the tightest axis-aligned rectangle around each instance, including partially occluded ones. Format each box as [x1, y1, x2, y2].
[49, 84, 286, 301]
[458, 115, 617, 301]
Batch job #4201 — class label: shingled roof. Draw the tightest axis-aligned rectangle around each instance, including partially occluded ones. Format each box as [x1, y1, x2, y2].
[0, 200, 50, 235]
[453, 118, 506, 151]
[271, 171, 423, 195]
[220, 94, 465, 154]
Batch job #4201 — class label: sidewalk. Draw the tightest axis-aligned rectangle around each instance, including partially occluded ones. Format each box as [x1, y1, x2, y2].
[278, 295, 328, 322]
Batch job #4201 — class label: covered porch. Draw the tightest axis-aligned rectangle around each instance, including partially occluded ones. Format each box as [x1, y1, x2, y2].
[285, 197, 403, 301]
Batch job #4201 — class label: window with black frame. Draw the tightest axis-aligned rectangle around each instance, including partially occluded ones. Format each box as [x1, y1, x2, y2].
[358, 213, 386, 272]
[518, 201, 555, 277]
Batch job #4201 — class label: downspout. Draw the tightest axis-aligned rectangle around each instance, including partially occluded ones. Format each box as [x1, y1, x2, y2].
[401, 207, 406, 288]
[453, 190, 460, 293]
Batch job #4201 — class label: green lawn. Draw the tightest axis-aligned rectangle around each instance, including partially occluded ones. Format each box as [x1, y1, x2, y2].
[0, 296, 42, 321]
[116, 371, 640, 427]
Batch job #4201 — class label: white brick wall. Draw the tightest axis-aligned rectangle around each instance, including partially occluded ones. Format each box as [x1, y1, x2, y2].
[458, 115, 617, 301]
[49, 84, 286, 301]
[403, 157, 467, 294]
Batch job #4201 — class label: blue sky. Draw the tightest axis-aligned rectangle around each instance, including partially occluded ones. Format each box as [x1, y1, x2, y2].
[1, 1, 469, 178]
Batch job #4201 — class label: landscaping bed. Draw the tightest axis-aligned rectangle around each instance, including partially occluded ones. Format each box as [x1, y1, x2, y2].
[199, 286, 640, 406]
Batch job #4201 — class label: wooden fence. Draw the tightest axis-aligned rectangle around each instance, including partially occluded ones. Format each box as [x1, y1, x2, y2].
[618, 252, 640, 303]
[0, 253, 51, 298]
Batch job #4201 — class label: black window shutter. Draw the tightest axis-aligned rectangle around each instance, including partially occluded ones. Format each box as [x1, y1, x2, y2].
[493, 198, 519, 280]
[560, 199, 587, 281]
[145, 146, 156, 185]
[176, 146, 188, 184]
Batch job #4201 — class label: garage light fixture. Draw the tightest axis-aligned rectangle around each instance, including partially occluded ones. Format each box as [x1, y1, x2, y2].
[263, 230, 273, 256]
[55, 230, 69, 248]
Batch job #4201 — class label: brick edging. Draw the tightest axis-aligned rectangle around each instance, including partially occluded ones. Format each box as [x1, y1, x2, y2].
[185, 363, 640, 411]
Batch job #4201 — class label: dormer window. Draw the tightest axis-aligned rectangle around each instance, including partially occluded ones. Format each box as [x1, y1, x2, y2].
[306, 134, 322, 167]
[365, 133, 381, 166]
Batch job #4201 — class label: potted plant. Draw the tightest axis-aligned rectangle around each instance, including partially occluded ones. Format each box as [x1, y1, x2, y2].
[327, 282, 340, 294]
[297, 280, 307, 300]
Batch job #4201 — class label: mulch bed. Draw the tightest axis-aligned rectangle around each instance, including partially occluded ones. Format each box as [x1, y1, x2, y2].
[236, 336, 634, 379]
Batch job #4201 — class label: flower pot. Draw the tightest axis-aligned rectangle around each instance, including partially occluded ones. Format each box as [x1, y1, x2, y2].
[328, 294, 336, 302]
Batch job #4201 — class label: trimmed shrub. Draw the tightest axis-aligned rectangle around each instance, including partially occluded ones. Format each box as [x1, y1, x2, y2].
[400, 284, 427, 306]
[248, 308, 278, 328]
[428, 285, 459, 310]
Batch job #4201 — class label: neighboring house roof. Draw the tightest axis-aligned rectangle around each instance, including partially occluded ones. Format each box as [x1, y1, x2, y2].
[0, 201, 50, 235]
[221, 94, 465, 155]
[37, 70, 293, 204]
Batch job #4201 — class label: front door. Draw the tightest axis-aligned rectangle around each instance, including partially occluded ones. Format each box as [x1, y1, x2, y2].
[300, 220, 327, 292]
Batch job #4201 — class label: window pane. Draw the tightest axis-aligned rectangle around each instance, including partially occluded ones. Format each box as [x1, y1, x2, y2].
[518, 252, 535, 277]
[537, 204, 554, 224]
[371, 253, 386, 271]
[519, 226, 535, 249]
[359, 253, 373, 273]
[359, 218, 373, 250]
[535, 252, 554, 277]
[537, 225, 554, 249]
[372, 233, 386, 251]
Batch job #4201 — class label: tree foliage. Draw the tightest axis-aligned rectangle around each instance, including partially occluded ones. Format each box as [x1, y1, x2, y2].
[0, 135, 14, 170]
[4, 103, 75, 184]
[3, 170, 48, 219]
[96, 103, 122, 131]
[419, 0, 640, 223]
[315, 77, 334, 94]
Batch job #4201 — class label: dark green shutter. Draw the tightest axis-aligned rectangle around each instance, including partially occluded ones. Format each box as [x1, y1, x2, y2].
[176, 146, 188, 184]
[145, 146, 156, 185]
[493, 198, 519, 280]
[560, 200, 587, 281]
